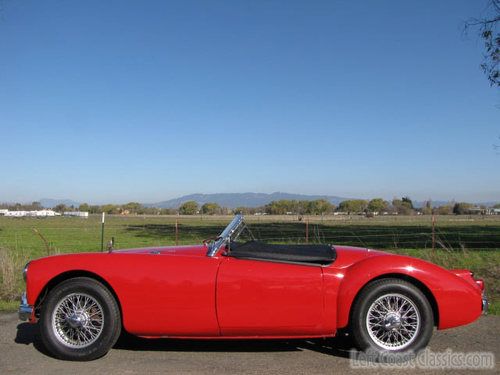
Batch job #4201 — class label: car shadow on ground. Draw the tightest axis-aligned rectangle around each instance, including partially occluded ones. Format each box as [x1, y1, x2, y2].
[15, 322, 356, 359]
[15, 322, 53, 357]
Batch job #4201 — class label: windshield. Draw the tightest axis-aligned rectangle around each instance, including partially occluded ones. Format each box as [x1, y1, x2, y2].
[207, 215, 253, 256]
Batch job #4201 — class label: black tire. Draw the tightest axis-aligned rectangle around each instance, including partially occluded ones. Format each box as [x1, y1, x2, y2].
[39, 277, 121, 361]
[351, 278, 433, 356]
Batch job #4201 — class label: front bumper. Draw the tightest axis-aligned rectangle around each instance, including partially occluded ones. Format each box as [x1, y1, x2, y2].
[482, 293, 489, 315]
[18, 292, 33, 321]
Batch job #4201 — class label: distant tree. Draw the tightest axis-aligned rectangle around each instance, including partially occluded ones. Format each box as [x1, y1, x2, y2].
[31, 201, 42, 210]
[53, 204, 69, 213]
[79, 203, 90, 212]
[201, 202, 221, 215]
[234, 206, 258, 215]
[367, 198, 388, 213]
[421, 200, 433, 215]
[265, 200, 290, 215]
[392, 198, 414, 215]
[122, 202, 143, 214]
[179, 201, 198, 215]
[435, 204, 453, 215]
[493, 203, 500, 208]
[307, 199, 334, 215]
[89, 205, 101, 214]
[453, 202, 474, 215]
[263, 199, 334, 215]
[402, 196, 414, 209]
[101, 204, 119, 214]
[338, 199, 368, 214]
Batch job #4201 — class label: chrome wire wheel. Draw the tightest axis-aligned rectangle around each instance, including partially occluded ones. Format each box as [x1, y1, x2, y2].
[365, 293, 420, 351]
[51, 293, 105, 348]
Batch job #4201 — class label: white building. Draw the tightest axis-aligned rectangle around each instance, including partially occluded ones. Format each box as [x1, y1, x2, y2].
[5, 211, 28, 217]
[34, 210, 59, 217]
[63, 211, 89, 218]
[3, 209, 60, 217]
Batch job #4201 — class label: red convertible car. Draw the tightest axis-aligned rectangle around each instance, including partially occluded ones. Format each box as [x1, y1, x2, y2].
[19, 215, 487, 361]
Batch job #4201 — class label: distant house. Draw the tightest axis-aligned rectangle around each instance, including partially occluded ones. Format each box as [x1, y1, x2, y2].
[3, 209, 60, 217]
[465, 207, 496, 215]
[33, 210, 58, 217]
[0, 209, 8, 216]
[5, 211, 28, 217]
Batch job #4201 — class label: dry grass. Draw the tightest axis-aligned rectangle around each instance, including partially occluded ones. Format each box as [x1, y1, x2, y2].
[0, 247, 29, 301]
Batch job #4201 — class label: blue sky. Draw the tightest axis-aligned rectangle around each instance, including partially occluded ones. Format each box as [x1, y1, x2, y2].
[0, 0, 498, 204]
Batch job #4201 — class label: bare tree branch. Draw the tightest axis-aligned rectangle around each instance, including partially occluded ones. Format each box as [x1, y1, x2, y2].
[464, 0, 500, 87]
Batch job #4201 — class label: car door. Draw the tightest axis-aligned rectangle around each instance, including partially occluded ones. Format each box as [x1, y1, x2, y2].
[108, 252, 221, 337]
[216, 255, 325, 336]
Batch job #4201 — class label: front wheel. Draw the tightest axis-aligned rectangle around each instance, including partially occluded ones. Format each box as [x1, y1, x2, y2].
[40, 277, 121, 361]
[351, 278, 434, 356]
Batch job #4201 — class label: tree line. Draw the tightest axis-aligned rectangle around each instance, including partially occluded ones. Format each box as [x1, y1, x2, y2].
[169, 198, 500, 216]
[1, 198, 499, 216]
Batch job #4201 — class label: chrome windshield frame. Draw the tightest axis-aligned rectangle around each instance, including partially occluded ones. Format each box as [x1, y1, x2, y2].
[207, 214, 244, 257]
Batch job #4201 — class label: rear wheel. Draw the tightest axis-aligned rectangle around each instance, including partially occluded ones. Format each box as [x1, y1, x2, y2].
[351, 278, 433, 356]
[40, 277, 121, 361]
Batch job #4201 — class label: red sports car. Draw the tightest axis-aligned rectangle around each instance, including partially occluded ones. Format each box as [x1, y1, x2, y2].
[19, 215, 487, 361]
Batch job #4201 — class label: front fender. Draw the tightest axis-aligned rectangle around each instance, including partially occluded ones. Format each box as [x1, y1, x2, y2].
[336, 254, 482, 330]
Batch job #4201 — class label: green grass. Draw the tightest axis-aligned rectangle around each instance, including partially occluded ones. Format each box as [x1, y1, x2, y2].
[0, 214, 498, 314]
[0, 300, 17, 312]
[489, 301, 500, 315]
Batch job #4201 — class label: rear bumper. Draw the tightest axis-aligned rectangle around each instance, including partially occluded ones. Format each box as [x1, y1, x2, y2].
[18, 292, 33, 321]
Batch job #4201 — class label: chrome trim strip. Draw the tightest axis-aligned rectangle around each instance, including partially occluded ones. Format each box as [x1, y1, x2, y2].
[482, 293, 489, 315]
[22, 261, 30, 282]
[18, 292, 33, 321]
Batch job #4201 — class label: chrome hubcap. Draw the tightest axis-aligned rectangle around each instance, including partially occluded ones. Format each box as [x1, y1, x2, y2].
[51, 293, 104, 348]
[366, 293, 420, 350]
[384, 312, 401, 330]
[66, 312, 88, 329]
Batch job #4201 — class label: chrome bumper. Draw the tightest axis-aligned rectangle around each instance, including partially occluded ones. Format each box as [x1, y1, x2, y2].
[18, 292, 33, 321]
[482, 293, 489, 315]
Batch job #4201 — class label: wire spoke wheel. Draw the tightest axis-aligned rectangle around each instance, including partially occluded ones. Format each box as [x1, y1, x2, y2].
[366, 293, 420, 350]
[51, 293, 105, 348]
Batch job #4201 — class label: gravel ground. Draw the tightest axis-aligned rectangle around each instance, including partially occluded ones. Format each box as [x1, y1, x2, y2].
[0, 313, 498, 374]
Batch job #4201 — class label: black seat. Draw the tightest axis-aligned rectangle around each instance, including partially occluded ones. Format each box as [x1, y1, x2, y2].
[229, 241, 336, 266]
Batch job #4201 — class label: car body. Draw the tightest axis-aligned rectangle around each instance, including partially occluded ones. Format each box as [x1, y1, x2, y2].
[19, 215, 487, 360]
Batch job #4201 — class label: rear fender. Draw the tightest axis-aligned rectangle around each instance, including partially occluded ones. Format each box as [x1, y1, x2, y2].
[336, 254, 482, 330]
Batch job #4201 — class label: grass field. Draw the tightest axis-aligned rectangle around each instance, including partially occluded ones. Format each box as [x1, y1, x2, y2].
[0, 214, 498, 314]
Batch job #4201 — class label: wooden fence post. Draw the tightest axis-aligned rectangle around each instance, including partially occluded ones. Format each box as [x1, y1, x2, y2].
[431, 214, 436, 253]
[175, 219, 179, 246]
[305, 219, 309, 244]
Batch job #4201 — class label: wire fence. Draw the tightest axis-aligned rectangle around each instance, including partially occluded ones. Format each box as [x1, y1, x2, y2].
[1, 215, 499, 253]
